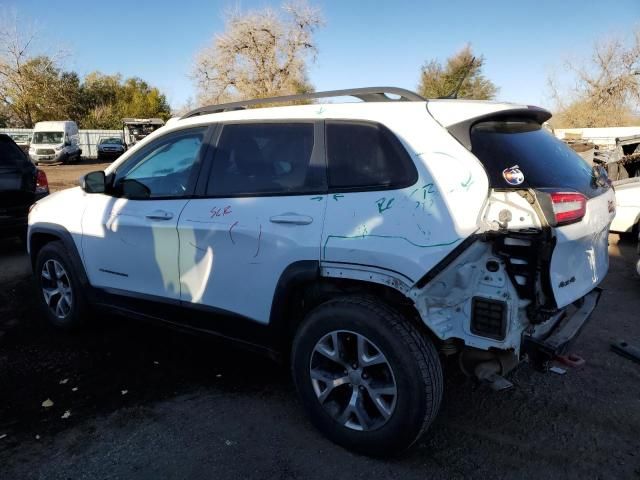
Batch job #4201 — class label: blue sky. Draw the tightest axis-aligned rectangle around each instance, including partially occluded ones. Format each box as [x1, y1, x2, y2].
[10, 0, 640, 110]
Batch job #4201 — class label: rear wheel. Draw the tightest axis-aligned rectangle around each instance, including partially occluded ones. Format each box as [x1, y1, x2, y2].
[35, 241, 87, 329]
[291, 296, 443, 456]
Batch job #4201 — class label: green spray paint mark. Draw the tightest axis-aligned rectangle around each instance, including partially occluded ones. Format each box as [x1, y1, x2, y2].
[375, 197, 395, 213]
[333, 194, 344, 201]
[323, 234, 460, 258]
[461, 173, 474, 190]
[316, 106, 325, 115]
[310, 196, 323, 202]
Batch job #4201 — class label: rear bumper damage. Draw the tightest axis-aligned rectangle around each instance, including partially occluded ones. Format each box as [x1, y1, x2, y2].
[521, 287, 602, 371]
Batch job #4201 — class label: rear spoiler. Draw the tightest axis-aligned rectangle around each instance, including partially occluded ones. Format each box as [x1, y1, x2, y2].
[448, 106, 552, 150]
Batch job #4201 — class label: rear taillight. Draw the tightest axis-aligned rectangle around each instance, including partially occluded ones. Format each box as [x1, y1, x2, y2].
[550, 191, 587, 226]
[35, 169, 49, 195]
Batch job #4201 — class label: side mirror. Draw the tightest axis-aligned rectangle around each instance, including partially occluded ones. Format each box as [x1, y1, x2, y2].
[81, 171, 106, 193]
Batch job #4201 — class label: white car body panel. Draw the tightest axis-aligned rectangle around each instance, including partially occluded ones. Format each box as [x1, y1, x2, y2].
[318, 104, 489, 283]
[28, 187, 86, 255]
[610, 179, 640, 233]
[81, 194, 188, 299]
[178, 195, 326, 323]
[426, 99, 529, 127]
[550, 189, 615, 308]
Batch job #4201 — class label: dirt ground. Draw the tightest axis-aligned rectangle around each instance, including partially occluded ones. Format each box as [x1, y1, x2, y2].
[37, 159, 111, 191]
[1, 161, 639, 479]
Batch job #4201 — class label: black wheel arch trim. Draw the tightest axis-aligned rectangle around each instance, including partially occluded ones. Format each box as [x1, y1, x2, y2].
[29, 223, 91, 289]
[269, 260, 320, 340]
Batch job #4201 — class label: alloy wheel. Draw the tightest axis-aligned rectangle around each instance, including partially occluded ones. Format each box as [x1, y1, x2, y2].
[41, 259, 73, 319]
[309, 330, 397, 431]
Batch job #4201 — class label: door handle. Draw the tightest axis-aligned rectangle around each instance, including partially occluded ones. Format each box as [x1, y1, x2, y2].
[146, 210, 173, 221]
[269, 214, 313, 225]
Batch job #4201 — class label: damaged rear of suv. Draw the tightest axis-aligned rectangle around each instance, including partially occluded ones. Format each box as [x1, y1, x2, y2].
[28, 88, 614, 456]
[420, 103, 614, 384]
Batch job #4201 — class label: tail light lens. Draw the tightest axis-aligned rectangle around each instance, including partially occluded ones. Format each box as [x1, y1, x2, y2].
[550, 191, 587, 226]
[35, 169, 49, 195]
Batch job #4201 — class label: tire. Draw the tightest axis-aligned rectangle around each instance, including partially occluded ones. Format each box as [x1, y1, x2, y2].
[291, 296, 443, 456]
[35, 241, 88, 329]
[620, 223, 639, 242]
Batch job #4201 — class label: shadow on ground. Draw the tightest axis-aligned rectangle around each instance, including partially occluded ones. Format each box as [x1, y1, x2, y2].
[1, 236, 639, 479]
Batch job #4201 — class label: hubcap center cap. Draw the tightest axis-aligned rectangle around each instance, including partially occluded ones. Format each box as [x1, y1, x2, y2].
[348, 369, 362, 386]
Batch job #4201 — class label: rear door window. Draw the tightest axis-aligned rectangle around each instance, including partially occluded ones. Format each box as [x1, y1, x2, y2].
[470, 119, 606, 198]
[326, 121, 417, 191]
[207, 123, 321, 196]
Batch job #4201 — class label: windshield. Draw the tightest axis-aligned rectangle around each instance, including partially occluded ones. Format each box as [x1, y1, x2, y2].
[100, 137, 122, 145]
[33, 132, 64, 144]
[470, 119, 607, 198]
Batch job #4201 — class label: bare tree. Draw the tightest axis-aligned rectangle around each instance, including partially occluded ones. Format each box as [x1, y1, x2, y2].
[0, 14, 73, 127]
[418, 44, 498, 100]
[550, 27, 640, 128]
[192, 1, 322, 105]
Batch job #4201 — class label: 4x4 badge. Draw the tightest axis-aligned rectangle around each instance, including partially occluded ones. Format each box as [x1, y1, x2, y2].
[502, 165, 525, 186]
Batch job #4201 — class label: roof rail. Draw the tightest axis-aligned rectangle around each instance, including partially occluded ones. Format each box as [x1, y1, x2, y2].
[181, 87, 425, 119]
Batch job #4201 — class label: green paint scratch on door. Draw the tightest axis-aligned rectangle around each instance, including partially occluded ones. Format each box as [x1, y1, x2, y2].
[461, 172, 473, 190]
[376, 197, 395, 213]
[323, 234, 460, 258]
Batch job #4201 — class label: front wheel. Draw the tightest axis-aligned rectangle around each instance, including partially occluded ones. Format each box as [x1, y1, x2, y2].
[35, 241, 87, 329]
[291, 296, 443, 456]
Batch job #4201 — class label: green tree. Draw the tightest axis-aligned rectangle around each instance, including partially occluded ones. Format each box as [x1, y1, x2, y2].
[418, 45, 498, 100]
[80, 73, 171, 129]
[0, 54, 83, 127]
[0, 19, 171, 129]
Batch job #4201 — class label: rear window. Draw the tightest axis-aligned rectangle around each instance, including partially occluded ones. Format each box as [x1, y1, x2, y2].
[326, 121, 417, 191]
[207, 123, 320, 196]
[470, 120, 606, 197]
[0, 136, 27, 168]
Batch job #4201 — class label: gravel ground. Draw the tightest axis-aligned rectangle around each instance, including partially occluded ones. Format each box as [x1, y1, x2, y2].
[0, 164, 639, 479]
[37, 159, 111, 191]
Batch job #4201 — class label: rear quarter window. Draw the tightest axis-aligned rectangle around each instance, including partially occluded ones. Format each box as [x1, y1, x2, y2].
[470, 119, 606, 198]
[326, 121, 417, 191]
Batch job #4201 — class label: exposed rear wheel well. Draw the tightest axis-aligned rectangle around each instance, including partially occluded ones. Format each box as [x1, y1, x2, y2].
[278, 277, 437, 354]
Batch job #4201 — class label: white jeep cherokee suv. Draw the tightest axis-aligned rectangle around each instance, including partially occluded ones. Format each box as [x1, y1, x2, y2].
[28, 88, 615, 455]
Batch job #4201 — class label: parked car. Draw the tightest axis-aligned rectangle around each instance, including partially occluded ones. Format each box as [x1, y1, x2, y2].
[96, 136, 126, 161]
[28, 121, 82, 165]
[1, 134, 48, 241]
[610, 178, 640, 238]
[27, 87, 615, 455]
[8, 132, 31, 154]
